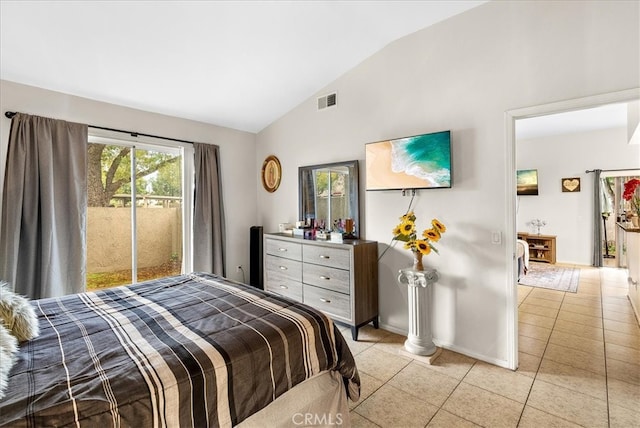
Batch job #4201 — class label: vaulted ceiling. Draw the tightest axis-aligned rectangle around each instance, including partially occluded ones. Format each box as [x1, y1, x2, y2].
[2, 1, 628, 137]
[0, 1, 486, 133]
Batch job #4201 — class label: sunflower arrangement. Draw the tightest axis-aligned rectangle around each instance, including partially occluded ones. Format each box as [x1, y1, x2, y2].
[392, 211, 446, 256]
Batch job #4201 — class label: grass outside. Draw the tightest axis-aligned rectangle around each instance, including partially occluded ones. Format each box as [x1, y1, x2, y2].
[606, 240, 616, 255]
[87, 261, 181, 290]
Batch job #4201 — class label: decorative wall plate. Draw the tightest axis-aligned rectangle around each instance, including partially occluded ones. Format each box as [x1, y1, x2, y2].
[561, 177, 580, 192]
[261, 155, 281, 193]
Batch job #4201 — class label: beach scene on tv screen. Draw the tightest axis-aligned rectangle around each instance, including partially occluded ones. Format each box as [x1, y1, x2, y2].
[366, 131, 451, 190]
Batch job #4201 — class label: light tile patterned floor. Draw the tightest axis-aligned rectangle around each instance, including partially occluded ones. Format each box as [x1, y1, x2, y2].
[344, 266, 640, 427]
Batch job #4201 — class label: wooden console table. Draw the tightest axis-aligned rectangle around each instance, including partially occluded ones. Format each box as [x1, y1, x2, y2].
[517, 233, 556, 264]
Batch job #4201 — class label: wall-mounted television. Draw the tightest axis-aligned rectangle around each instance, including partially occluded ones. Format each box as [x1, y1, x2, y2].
[365, 130, 452, 191]
[517, 169, 539, 195]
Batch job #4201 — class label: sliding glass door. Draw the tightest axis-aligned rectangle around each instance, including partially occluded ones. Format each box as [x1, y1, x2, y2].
[86, 136, 189, 290]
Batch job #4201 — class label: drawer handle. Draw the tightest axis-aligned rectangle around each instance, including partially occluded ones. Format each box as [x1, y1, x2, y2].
[278, 248, 288, 252]
[319, 275, 330, 280]
[320, 298, 331, 303]
[279, 266, 288, 270]
[320, 255, 330, 259]
[279, 285, 288, 289]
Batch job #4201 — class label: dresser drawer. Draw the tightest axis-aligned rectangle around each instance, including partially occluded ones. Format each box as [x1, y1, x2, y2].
[265, 277, 303, 302]
[265, 255, 302, 282]
[263, 233, 379, 341]
[303, 245, 350, 270]
[265, 238, 302, 261]
[303, 285, 351, 320]
[303, 263, 350, 294]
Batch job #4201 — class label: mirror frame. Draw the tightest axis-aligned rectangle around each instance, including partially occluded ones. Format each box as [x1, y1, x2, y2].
[298, 160, 359, 235]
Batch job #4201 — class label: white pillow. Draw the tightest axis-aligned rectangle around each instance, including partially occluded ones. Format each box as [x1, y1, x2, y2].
[0, 282, 40, 342]
[0, 322, 18, 399]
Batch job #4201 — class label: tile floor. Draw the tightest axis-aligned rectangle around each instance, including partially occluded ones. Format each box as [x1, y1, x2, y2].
[343, 265, 640, 427]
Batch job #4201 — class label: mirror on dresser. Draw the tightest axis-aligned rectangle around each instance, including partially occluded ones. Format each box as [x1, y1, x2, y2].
[298, 160, 359, 235]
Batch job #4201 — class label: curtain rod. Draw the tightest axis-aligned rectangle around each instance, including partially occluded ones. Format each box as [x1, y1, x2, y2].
[4, 111, 195, 145]
[585, 168, 640, 173]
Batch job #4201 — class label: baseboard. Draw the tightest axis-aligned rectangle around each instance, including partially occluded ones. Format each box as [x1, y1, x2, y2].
[433, 340, 512, 370]
[557, 261, 592, 267]
[377, 322, 405, 336]
[628, 295, 640, 325]
[378, 322, 512, 370]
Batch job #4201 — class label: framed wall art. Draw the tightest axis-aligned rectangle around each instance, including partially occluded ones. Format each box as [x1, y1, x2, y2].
[261, 155, 281, 193]
[561, 177, 581, 192]
[517, 169, 539, 195]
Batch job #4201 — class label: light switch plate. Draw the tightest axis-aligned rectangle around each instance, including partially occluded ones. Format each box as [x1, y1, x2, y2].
[491, 231, 502, 245]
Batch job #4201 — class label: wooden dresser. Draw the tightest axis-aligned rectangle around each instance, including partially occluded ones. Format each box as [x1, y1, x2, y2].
[517, 232, 557, 264]
[263, 233, 378, 340]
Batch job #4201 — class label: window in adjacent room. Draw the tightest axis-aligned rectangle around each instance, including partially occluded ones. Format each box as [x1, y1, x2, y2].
[86, 134, 193, 290]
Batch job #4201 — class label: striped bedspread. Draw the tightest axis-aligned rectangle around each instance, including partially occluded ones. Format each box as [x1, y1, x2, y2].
[0, 273, 360, 427]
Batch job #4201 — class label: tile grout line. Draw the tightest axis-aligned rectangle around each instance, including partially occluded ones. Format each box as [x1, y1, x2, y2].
[390, 351, 477, 427]
[519, 267, 628, 427]
[515, 287, 568, 427]
[429, 359, 480, 427]
[351, 268, 634, 427]
[600, 268, 611, 428]
[356, 338, 481, 427]
[595, 268, 640, 425]
[350, 333, 410, 427]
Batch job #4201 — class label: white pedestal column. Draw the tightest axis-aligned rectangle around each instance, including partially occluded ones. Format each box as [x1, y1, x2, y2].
[398, 268, 439, 356]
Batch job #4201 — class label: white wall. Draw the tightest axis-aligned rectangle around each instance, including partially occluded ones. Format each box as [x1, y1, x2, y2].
[0, 80, 258, 282]
[516, 127, 639, 265]
[255, 1, 640, 367]
[629, 100, 640, 144]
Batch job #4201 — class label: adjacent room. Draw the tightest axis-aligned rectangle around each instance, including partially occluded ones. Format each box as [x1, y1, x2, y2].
[1, 1, 638, 427]
[515, 102, 640, 290]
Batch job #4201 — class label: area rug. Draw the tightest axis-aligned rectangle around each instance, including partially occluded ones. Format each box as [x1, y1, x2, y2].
[519, 262, 580, 293]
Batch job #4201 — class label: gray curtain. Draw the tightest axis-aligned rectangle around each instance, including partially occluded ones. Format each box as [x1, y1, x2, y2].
[592, 169, 603, 267]
[193, 143, 225, 276]
[0, 113, 88, 298]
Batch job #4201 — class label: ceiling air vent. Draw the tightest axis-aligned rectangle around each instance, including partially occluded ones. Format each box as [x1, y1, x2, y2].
[317, 92, 337, 110]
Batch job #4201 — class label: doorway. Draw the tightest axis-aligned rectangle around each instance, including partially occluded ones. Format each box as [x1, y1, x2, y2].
[504, 88, 640, 370]
[601, 172, 640, 268]
[515, 104, 634, 268]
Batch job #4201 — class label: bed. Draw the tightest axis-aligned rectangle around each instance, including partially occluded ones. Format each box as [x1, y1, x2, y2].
[0, 272, 360, 427]
[517, 239, 530, 281]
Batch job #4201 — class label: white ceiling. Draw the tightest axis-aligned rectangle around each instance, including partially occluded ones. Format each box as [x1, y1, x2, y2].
[2, 1, 629, 138]
[0, 0, 487, 133]
[516, 103, 629, 140]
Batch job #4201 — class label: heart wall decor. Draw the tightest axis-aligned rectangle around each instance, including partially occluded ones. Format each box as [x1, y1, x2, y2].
[562, 177, 581, 192]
